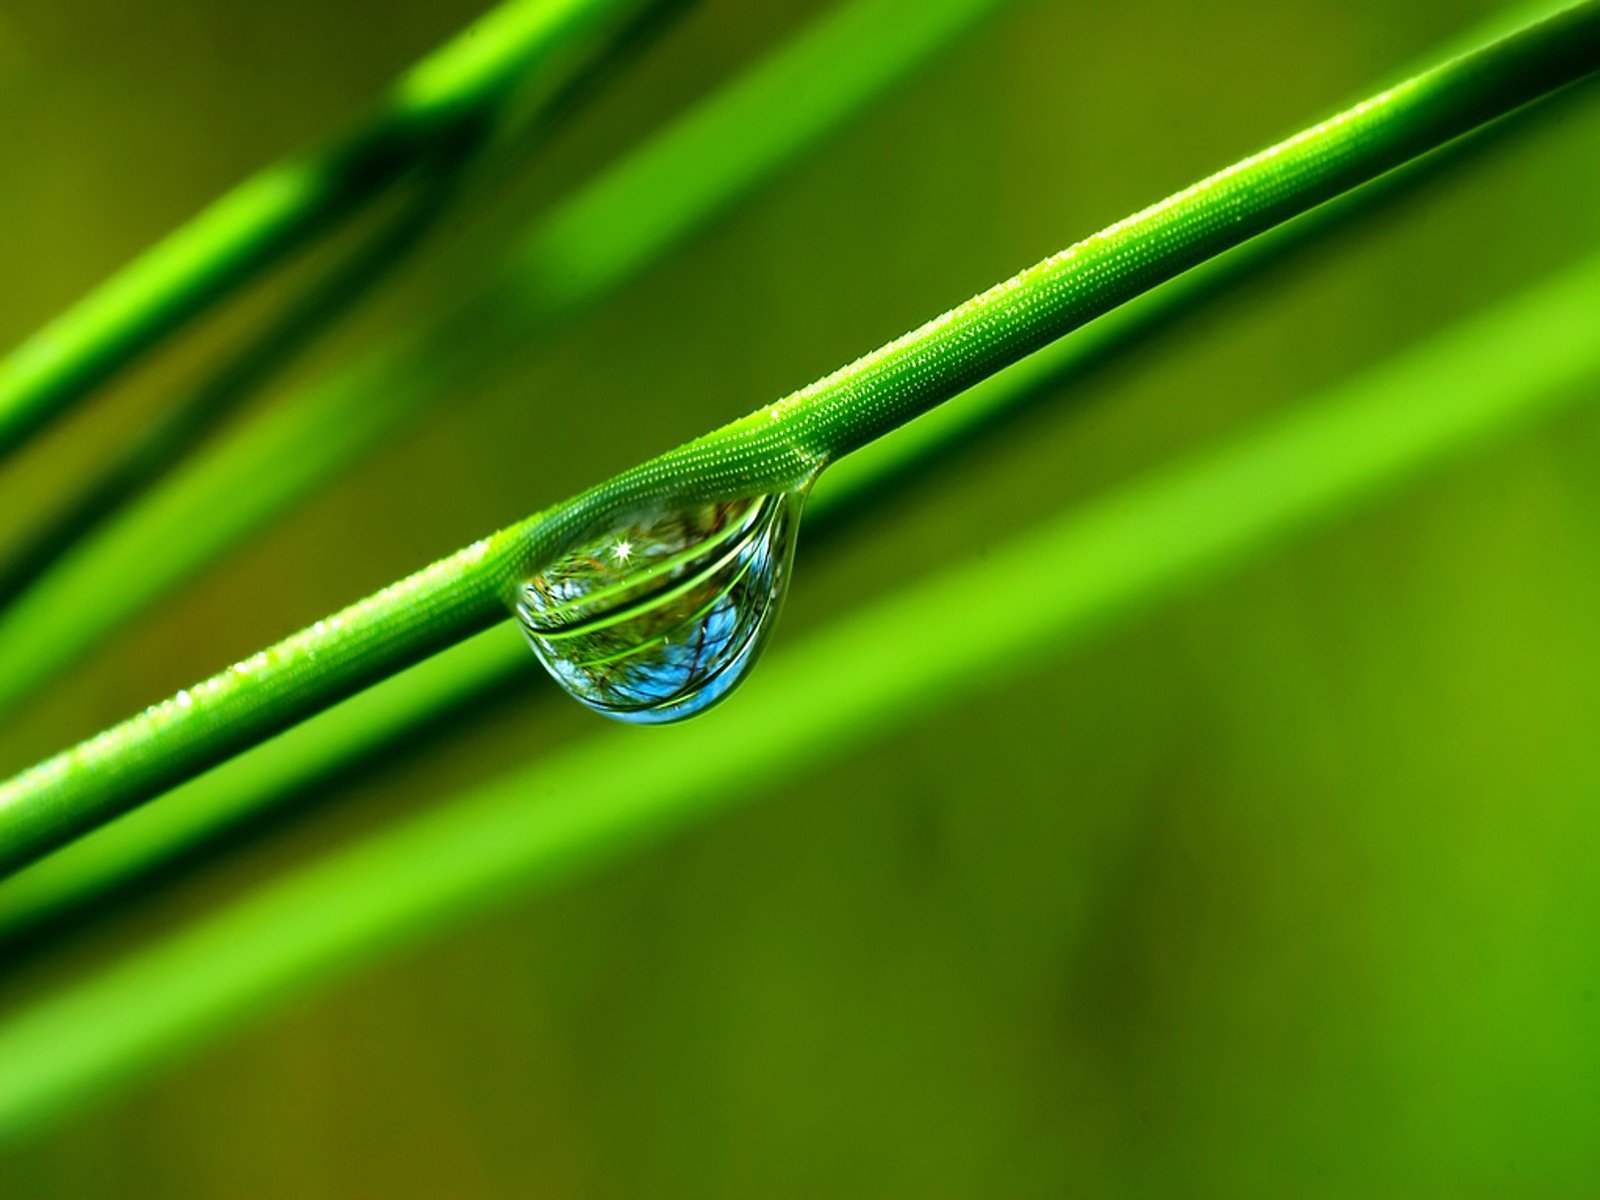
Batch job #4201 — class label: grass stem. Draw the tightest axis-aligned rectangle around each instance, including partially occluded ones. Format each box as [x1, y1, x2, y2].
[3, 0, 1597, 877]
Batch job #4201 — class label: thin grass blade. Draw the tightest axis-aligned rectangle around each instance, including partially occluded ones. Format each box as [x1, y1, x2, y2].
[0, 176, 464, 610]
[0, 90, 1569, 949]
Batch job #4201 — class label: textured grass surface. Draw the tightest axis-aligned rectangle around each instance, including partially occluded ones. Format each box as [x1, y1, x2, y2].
[2, 0, 1598, 876]
[3, 246, 1597, 1140]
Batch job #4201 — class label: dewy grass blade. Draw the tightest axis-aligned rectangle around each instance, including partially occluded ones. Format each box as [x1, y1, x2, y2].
[0, 0, 667, 463]
[0, 95, 1563, 950]
[4, 246, 1600, 1141]
[2, 1, 1598, 876]
[0, 0, 1020, 720]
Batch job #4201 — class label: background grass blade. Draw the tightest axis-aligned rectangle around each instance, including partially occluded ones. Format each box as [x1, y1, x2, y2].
[0, 0, 1020, 721]
[0, 0, 663, 463]
[498, 0, 1026, 317]
[3, 246, 1598, 1141]
[2, 1, 1596, 878]
[0, 177, 464, 610]
[0, 96, 1558, 951]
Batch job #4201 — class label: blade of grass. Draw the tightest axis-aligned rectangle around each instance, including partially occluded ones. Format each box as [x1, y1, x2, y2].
[0, 0, 665, 462]
[0, 0, 1020, 719]
[0, 177, 464, 610]
[492, 0, 1015, 316]
[0, 626, 535, 952]
[3, 1, 1597, 877]
[0, 95, 1560, 952]
[0, 0, 1578, 946]
[3, 245, 1599, 1140]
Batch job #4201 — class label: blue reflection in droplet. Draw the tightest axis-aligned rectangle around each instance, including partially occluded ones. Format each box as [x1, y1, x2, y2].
[515, 491, 803, 724]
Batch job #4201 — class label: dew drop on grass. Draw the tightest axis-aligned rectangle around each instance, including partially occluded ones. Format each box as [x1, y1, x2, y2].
[514, 490, 805, 724]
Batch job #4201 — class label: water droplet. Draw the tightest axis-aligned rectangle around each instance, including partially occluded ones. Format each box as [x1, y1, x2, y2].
[515, 491, 804, 724]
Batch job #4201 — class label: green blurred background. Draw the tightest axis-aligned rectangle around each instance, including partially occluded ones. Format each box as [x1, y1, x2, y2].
[4, 0, 1600, 1194]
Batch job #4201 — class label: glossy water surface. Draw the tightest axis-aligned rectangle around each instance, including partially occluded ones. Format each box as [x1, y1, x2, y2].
[515, 491, 803, 723]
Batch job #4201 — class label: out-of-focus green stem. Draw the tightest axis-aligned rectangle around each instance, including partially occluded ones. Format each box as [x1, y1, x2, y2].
[4, 247, 1599, 1142]
[0, 178, 463, 610]
[2, 1, 1597, 879]
[0, 0, 1020, 720]
[0, 0, 654, 462]
[497, 0, 1014, 315]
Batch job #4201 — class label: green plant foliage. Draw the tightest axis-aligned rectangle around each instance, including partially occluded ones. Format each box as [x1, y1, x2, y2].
[3, 1, 1596, 877]
[0, 109, 1551, 947]
[0, 179, 463, 610]
[0, 0, 1017, 720]
[0, 0, 662, 461]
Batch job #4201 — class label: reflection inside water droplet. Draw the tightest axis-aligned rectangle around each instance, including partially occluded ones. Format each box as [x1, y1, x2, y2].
[515, 491, 804, 724]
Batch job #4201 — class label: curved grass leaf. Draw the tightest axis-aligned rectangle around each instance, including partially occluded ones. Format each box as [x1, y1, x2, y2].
[0, 0, 1020, 720]
[2, 0, 1597, 876]
[3, 246, 1598, 1140]
[0, 0, 662, 462]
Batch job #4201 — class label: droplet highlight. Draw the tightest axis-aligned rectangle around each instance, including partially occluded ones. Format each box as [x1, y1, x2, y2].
[515, 491, 804, 724]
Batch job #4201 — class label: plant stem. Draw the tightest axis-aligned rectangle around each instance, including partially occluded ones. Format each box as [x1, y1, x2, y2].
[0, 99, 1555, 951]
[0, 0, 658, 462]
[0, 176, 463, 611]
[3, 0, 1598, 877]
[4, 247, 1600, 1140]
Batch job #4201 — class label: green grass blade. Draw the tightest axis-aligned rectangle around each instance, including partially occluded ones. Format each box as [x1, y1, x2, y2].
[0, 0, 659, 462]
[0, 103, 1550, 950]
[0, 626, 533, 953]
[0, 0, 1020, 721]
[0, 178, 463, 610]
[2, 1, 1596, 877]
[498, 0, 1023, 316]
[3, 246, 1599, 1140]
